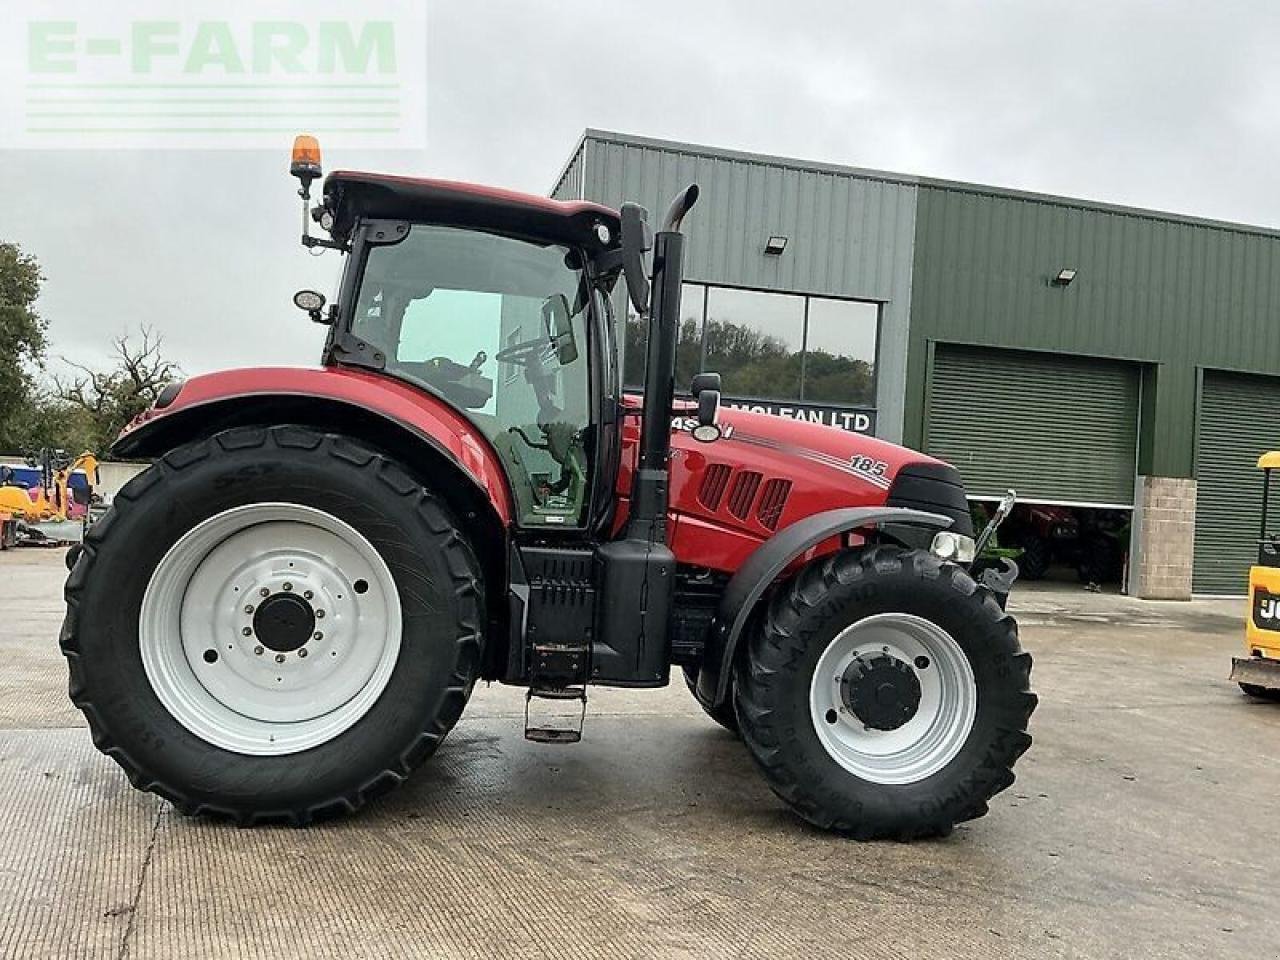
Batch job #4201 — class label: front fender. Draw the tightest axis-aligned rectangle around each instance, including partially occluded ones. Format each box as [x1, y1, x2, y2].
[695, 506, 952, 708]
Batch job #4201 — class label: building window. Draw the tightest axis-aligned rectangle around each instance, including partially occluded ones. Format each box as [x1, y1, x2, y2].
[623, 282, 706, 391]
[622, 283, 879, 410]
[801, 297, 878, 404]
[704, 287, 805, 402]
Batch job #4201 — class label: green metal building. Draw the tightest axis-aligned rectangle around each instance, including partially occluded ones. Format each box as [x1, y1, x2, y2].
[553, 130, 1280, 598]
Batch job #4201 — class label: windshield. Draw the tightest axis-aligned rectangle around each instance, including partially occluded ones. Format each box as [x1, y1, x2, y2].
[351, 224, 594, 528]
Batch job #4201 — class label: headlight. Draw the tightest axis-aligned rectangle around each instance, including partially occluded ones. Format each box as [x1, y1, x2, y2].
[931, 531, 977, 564]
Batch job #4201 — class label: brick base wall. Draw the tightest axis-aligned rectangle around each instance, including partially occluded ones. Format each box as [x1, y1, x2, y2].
[1130, 476, 1197, 600]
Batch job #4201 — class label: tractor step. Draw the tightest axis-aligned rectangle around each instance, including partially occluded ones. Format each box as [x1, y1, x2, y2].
[524, 686, 587, 744]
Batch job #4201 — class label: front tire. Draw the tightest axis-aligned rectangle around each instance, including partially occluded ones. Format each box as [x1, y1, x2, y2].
[682, 665, 739, 733]
[735, 546, 1036, 839]
[61, 425, 485, 824]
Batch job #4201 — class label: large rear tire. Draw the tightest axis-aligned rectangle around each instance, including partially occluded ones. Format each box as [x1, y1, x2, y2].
[735, 546, 1036, 839]
[61, 425, 485, 824]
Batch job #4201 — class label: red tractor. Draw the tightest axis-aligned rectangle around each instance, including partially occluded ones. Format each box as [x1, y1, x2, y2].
[60, 138, 1035, 839]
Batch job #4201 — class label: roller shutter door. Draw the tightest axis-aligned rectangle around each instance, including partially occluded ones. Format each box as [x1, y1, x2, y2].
[926, 345, 1139, 504]
[1193, 372, 1280, 594]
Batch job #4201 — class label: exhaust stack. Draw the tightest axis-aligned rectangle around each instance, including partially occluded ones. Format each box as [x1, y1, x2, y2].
[592, 185, 699, 686]
[627, 184, 699, 544]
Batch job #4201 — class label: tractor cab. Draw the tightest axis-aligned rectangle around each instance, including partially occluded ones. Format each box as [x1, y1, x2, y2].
[323, 173, 610, 530]
[1232, 451, 1280, 699]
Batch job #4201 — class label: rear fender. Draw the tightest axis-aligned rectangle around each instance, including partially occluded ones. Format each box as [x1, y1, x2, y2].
[113, 367, 514, 677]
[115, 367, 513, 520]
[695, 506, 952, 708]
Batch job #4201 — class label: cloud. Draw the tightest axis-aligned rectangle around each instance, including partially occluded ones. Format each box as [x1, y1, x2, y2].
[1, 0, 1276, 372]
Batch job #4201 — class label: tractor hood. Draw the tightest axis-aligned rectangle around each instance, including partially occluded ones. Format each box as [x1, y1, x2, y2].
[714, 404, 920, 477]
[646, 399, 974, 570]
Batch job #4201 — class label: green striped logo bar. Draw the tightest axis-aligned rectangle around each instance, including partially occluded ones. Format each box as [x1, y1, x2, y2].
[4, 2, 425, 148]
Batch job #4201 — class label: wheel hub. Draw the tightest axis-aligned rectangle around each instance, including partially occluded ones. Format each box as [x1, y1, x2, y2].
[139, 503, 402, 756]
[841, 653, 922, 731]
[252, 592, 315, 653]
[809, 612, 978, 785]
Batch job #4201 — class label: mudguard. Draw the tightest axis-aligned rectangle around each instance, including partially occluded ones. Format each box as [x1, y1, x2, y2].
[113, 366, 515, 525]
[694, 506, 953, 708]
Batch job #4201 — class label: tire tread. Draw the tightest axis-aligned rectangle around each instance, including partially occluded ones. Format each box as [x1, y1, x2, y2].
[734, 545, 1036, 840]
[61, 425, 484, 826]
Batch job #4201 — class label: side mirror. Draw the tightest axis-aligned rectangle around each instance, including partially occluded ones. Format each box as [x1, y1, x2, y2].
[618, 203, 652, 315]
[542, 294, 578, 365]
[690, 372, 721, 397]
[691, 389, 721, 443]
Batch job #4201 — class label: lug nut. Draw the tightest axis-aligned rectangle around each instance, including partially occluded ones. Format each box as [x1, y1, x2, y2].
[275, 653, 286, 664]
[242, 627, 252, 636]
[313, 631, 323, 641]
[315, 609, 325, 619]
[298, 648, 309, 659]
[283, 582, 292, 592]
[254, 645, 264, 656]
[259, 587, 270, 597]
[303, 590, 313, 600]
[244, 605, 254, 615]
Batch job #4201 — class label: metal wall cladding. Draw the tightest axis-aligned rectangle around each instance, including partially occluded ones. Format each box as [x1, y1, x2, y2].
[907, 184, 1280, 477]
[550, 130, 920, 443]
[926, 345, 1140, 505]
[579, 136, 916, 301]
[553, 131, 1280, 476]
[1193, 371, 1280, 594]
[551, 139, 585, 201]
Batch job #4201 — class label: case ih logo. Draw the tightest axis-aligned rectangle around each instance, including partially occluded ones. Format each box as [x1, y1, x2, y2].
[2, 1, 426, 149]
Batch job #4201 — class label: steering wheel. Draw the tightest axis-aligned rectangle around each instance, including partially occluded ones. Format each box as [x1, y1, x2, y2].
[495, 337, 551, 368]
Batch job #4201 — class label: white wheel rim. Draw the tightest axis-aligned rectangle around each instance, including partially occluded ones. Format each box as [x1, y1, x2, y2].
[808, 612, 977, 785]
[140, 503, 401, 756]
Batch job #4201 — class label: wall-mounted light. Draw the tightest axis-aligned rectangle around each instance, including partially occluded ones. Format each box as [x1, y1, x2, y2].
[1052, 268, 1077, 286]
[764, 235, 789, 256]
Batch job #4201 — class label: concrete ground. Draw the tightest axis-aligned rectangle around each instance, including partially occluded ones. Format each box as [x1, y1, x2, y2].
[1, 547, 1277, 960]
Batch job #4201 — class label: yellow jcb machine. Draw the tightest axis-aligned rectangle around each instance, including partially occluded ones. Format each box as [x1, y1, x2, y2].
[0, 452, 99, 524]
[1233, 452, 1280, 700]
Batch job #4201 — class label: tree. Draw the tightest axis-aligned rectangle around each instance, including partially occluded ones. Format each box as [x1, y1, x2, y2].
[623, 312, 876, 406]
[53, 327, 183, 454]
[0, 243, 48, 451]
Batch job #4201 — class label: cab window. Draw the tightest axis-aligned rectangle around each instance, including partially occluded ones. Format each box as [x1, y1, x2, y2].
[351, 224, 593, 528]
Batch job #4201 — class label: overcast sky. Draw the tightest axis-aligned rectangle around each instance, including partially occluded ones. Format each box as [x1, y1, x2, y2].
[4, 0, 1280, 377]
